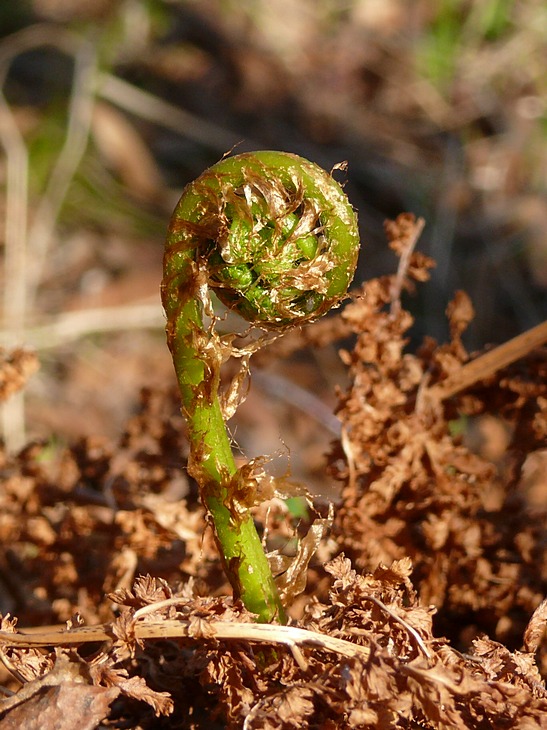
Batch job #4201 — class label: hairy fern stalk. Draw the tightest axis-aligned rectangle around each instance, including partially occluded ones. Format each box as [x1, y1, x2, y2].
[161, 151, 360, 622]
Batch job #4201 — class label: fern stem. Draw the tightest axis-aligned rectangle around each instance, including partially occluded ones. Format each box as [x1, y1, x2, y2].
[161, 151, 359, 622]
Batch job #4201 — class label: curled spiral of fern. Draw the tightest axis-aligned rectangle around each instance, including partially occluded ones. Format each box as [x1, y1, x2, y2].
[161, 151, 360, 623]
[163, 150, 359, 327]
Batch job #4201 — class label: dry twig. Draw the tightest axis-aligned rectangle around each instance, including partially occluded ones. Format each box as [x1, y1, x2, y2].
[0, 618, 371, 663]
[429, 319, 547, 400]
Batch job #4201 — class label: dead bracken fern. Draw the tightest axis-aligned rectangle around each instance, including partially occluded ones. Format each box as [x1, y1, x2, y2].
[329, 215, 547, 667]
[0, 349, 39, 403]
[0, 215, 546, 728]
[1, 566, 547, 728]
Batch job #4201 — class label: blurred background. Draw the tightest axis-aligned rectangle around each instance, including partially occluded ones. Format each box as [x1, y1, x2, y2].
[0, 0, 546, 484]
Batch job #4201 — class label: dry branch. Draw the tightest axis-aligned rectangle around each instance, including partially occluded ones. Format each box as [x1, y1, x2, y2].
[0, 618, 371, 662]
[429, 319, 547, 400]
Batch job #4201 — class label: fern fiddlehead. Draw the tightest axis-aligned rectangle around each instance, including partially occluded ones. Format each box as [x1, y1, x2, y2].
[161, 151, 359, 622]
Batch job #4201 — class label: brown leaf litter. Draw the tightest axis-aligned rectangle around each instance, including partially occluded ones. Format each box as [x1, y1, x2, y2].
[0, 214, 546, 728]
[329, 215, 547, 667]
[0, 349, 39, 403]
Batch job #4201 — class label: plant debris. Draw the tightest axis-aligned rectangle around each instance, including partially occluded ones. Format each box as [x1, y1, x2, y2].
[329, 215, 547, 668]
[1, 216, 546, 728]
[0, 349, 39, 403]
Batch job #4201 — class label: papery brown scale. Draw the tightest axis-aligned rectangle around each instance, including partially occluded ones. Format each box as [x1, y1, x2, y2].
[239, 169, 281, 210]
[289, 201, 321, 241]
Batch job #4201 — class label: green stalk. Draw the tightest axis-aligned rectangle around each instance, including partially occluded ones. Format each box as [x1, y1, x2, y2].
[161, 151, 360, 623]
[165, 295, 284, 622]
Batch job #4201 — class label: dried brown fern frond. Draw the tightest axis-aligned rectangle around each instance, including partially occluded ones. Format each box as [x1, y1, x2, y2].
[329, 214, 547, 662]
